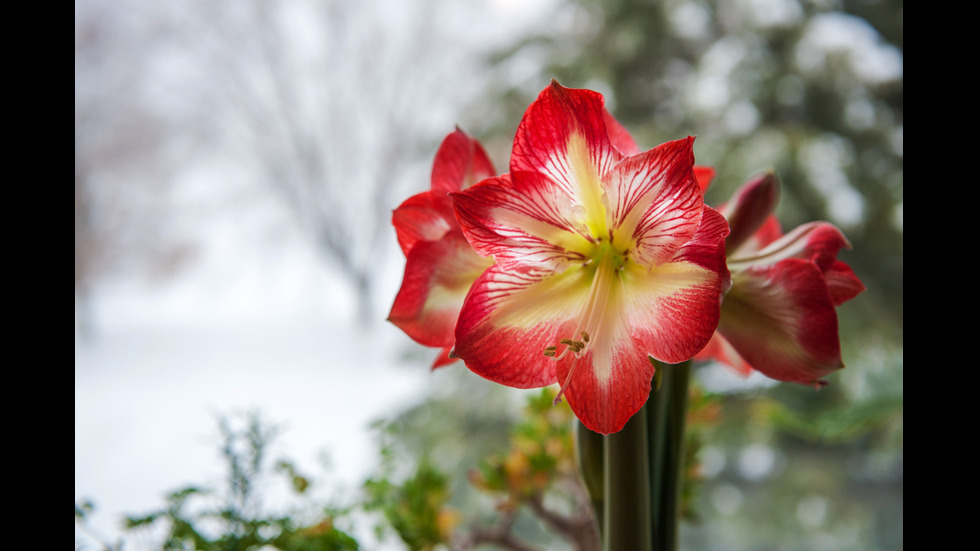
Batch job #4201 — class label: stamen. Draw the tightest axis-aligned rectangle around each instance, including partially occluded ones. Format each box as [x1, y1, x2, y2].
[551, 346, 572, 362]
[553, 356, 579, 405]
[559, 338, 586, 353]
[551, 253, 618, 406]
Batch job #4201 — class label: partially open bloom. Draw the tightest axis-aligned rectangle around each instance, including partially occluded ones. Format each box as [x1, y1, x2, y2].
[451, 82, 730, 434]
[388, 129, 496, 368]
[696, 171, 866, 385]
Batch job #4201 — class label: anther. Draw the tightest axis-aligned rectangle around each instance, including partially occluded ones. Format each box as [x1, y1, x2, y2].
[559, 338, 585, 353]
[580, 331, 590, 343]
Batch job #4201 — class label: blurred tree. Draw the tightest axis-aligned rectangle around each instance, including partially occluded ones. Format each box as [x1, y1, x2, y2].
[75, 0, 196, 337]
[75, 0, 531, 327]
[678, 363, 903, 550]
[155, 0, 503, 324]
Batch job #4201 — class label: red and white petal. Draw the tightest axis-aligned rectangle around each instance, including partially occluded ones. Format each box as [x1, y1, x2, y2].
[670, 205, 731, 279]
[824, 260, 866, 306]
[601, 107, 715, 201]
[606, 138, 704, 268]
[388, 231, 493, 348]
[547, 266, 660, 434]
[556, 333, 656, 435]
[619, 258, 727, 365]
[735, 215, 782, 256]
[431, 128, 497, 196]
[452, 173, 593, 272]
[510, 82, 620, 219]
[452, 264, 600, 389]
[729, 221, 851, 273]
[793, 223, 853, 273]
[717, 259, 844, 385]
[392, 191, 455, 256]
[719, 171, 780, 254]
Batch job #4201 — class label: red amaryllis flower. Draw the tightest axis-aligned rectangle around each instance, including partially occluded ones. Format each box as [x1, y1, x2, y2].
[696, 171, 866, 385]
[450, 82, 731, 434]
[388, 128, 496, 368]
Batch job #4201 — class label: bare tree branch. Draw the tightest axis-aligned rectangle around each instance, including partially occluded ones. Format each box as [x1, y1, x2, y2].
[452, 510, 539, 551]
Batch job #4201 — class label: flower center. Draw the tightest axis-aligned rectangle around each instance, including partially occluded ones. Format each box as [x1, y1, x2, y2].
[546, 240, 626, 404]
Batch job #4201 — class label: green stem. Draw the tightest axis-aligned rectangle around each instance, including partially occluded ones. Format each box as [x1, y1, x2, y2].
[575, 421, 605, 539]
[603, 403, 651, 551]
[646, 366, 670, 541]
[575, 360, 692, 551]
[648, 360, 691, 551]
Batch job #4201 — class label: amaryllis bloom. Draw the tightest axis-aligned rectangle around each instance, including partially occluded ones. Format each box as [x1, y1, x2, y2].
[696, 171, 866, 385]
[450, 82, 731, 435]
[388, 129, 496, 368]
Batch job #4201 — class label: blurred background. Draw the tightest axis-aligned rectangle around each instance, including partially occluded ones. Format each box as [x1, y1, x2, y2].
[75, 0, 902, 549]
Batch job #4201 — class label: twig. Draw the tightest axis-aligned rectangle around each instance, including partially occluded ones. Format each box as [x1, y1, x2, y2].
[527, 492, 600, 551]
[452, 510, 538, 551]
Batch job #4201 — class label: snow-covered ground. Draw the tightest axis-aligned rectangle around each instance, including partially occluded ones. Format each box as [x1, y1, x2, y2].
[76, 319, 431, 547]
[75, 318, 422, 542]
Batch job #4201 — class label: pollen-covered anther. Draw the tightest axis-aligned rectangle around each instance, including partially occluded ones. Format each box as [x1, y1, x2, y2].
[545, 335, 590, 361]
[559, 338, 586, 353]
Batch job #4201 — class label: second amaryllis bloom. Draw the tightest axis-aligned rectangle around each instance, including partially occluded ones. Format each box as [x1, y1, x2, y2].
[388, 129, 496, 368]
[696, 171, 866, 385]
[451, 82, 731, 435]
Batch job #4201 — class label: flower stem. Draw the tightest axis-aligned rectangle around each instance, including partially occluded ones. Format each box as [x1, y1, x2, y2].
[576, 360, 692, 551]
[575, 421, 605, 539]
[603, 402, 651, 551]
[647, 360, 691, 551]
